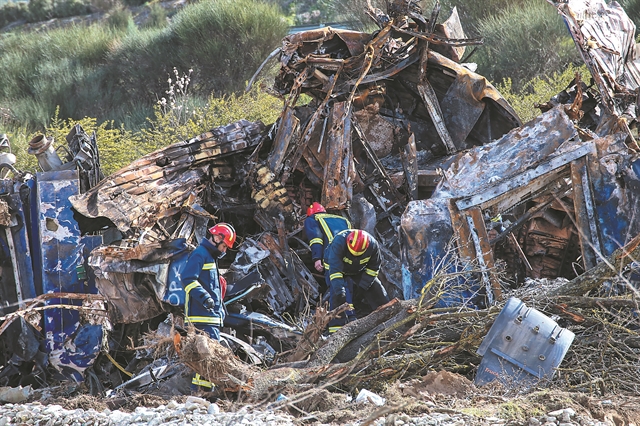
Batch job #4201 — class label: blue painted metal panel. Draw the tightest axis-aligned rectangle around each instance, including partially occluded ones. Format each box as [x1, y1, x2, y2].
[590, 136, 640, 256]
[475, 297, 574, 387]
[36, 169, 99, 381]
[26, 176, 44, 296]
[50, 324, 103, 382]
[6, 192, 37, 302]
[164, 250, 189, 307]
[81, 235, 104, 295]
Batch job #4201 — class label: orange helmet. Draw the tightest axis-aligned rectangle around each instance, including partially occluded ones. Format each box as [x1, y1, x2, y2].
[208, 223, 236, 247]
[307, 202, 326, 217]
[347, 230, 370, 256]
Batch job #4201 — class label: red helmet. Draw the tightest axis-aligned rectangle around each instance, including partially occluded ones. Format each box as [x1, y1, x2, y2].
[347, 230, 370, 256]
[208, 223, 236, 247]
[307, 202, 326, 217]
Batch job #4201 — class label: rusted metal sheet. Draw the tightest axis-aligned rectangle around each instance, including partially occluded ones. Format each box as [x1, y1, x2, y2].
[401, 133, 418, 200]
[267, 107, 300, 175]
[322, 102, 353, 209]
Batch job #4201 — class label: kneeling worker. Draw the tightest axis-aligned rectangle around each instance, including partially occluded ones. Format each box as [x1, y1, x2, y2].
[324, 229, 390, 333]
[304, 202, 351, 273]
[182, 222, 236, 391]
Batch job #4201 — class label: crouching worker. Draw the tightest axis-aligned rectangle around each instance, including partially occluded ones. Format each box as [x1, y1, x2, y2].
[324, 229, 390, 333]
[304, 202, 351, 273]
[181, 222, 236, 392]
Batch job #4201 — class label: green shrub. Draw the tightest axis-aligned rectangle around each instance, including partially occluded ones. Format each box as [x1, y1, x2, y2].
[0, 2, 30, 29]
[142, 3, 167, 29]
[496, 64, 588, 123]
[106, 6, 135, 31]
[0, 24, 124, 129]
[55, 0, 93, 18]
[142, 80, 282, 149]
[27, 0, 55, 22]
[0, 0, 287, 131]
[122, 0, 147, 6]
[170, 0, 288, 94]
[474, 0, 580, 91]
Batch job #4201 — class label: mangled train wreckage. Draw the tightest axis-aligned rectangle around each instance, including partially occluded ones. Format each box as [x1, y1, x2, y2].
[1, 0, 640, 394]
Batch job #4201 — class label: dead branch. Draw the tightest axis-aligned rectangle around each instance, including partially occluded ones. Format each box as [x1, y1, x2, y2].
[305, 298, 405, 368]
[0, 292, 107, 336]
[286, 303, 349, 363]
[548, 233, 640, 297]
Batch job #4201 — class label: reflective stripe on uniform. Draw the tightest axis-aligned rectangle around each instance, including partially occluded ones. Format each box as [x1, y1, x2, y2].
[365, 268, 378, 277]
[343, 257, 353, 264]
[192, 373, 213, 388]
[360, 257, 370, 264]
[185, 281, 201, 293]
[203, 263, 215, 270]
[323, 262, 329, 270]
[328, 326, 342, 333]
[309, 238, 323, 246]
[329, 272, 343, 281]
[184, 281, 202, 317]
[187, 316, 223, 326]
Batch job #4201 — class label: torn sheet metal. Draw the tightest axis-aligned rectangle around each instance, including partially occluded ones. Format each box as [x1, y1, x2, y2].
[589, 133, 640, 255]
[0, 177, 37, 312]
[88, 239, 189, 324]
[549, 0, 638, 116]
[70, 119, 265, 235]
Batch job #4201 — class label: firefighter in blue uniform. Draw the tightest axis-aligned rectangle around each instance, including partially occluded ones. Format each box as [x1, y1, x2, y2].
[324, 229, 390, 333]
[304, 202, 351, 272]
[182, 222, 236, 391]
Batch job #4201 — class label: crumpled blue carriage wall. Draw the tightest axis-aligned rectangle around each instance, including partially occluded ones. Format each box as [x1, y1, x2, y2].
[399, 198, 483, 308]
[36, 170, 101, 381]
[0, 177, 37, 310]
[589, 133, 640, 256]
[400, 107, 580, 303]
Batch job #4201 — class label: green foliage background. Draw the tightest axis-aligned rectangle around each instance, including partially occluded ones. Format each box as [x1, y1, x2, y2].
[0, 0, 287, 130]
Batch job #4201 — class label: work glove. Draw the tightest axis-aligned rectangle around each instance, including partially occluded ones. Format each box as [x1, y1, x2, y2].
[202, 297, 216, 312]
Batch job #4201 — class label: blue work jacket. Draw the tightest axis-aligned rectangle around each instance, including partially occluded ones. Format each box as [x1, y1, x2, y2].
[324, 230, 381, 291]
[182, 238, 224, 327]
[304, 213, 351, 262]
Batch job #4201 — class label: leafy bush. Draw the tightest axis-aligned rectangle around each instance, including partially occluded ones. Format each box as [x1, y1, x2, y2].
[142, 79, 282, 149]
[496, 64, 588, 124]
[56, 0, 93, 17]
[170, 0, 288, 94]
[474, 0, 580, 91]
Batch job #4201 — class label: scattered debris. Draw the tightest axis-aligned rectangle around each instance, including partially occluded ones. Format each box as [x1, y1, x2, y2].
[1, 0, 640, 412]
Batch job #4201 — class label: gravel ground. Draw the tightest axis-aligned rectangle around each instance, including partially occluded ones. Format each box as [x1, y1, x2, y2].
[0, 396, 623, 426]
